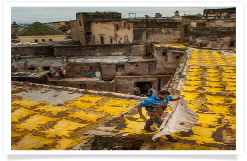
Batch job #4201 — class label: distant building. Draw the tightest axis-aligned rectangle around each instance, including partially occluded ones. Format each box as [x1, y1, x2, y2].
[155, 13, 162, 18]
[181, 13, 202, 20]
[71, 12, 123, 45]
[11, 21, 19, 40]
[52, 21, 70, 33]
[172, 11, 180, 18]
[17, 22, 66, 43]
[201, 7, 236, 19]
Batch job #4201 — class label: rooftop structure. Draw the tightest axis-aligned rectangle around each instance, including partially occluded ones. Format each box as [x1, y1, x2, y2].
[18, 22, 64, 36]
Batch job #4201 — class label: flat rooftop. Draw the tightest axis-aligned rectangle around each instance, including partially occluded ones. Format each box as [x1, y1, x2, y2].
[69, 56, 155, 63]
[12, 56, 155, 64]
[11, 71, 50, 78]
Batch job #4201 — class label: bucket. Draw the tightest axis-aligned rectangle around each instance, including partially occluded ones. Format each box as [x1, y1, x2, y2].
[95, 71, 101, 77]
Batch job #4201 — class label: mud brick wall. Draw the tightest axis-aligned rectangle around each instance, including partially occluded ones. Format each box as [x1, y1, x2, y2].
[187, 27, 236, 49]
[65, 62, 101, 78]
[132, 20, 181, 44]
[54, 44, 145, 57]
[49, 79, 115, 92]
[114, 76, 159, 94]
[124, 62, 150, 76]
[11, 46, 54, 56]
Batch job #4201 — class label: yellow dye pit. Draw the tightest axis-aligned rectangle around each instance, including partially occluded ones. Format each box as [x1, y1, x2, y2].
[11, 95, 137, 150]
[178, 49, 236, 146]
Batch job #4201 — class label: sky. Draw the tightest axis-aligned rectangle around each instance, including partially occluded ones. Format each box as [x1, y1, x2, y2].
[11, 6, 231, 24]
[11, 2, 234, 24]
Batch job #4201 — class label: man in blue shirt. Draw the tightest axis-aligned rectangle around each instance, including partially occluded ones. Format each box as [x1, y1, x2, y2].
[137, 90, 180, 142]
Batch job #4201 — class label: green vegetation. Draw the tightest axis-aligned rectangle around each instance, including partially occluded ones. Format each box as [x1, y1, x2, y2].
[178, 72, 186, 78]
[92, 139, 112, 147]
[167, 18, 178, 21]
[182, 47, 189, 51]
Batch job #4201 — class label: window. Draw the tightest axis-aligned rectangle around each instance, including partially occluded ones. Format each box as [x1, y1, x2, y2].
[49, 39, 52, 41]
[118, 41, 120, 44]
[162, 52, 167, 56]
[128, 25, 130, 30]
[34, 39, 38, 42]
[176, 56, 180, 59]
[79, 20, 82, 26]
[90, 66, 92, 70]
[93, 37, 95, 41]
[200, 44, 207, 47]
[124, 22, 126, 27]
[115, 24, 119, 31]
[87, 32, 91, 35]
[110, 37, 113, 44]
[135, 64, 139, 67]
[229, 41, 235, 47]
[42, 39, 45, 42]
[162, 52, 168, 61]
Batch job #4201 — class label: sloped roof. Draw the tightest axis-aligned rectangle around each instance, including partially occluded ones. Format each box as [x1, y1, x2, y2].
[18, 22, 64, 36]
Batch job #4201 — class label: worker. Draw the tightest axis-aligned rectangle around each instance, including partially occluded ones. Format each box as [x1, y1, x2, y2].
[58, 68, 65, 80]
[133, 87, 141, 96]
[137, 90, 180, 142]
[146, 88, 157, 97]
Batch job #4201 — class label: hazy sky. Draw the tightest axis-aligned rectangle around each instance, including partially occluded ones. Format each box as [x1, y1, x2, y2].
[11, 7, 229, 24]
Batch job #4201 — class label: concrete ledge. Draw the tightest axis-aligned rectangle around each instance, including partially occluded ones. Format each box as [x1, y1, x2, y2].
[11, 81, 147, 101]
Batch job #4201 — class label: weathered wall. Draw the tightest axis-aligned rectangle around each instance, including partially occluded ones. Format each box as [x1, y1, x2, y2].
[11, 76, 48, 84]
[187, 27, 236, 49]
[154, 48, 185, 75]
[70, 20, 79, 41]
[101, 64, 116, 80]
[75, 12, 122, 45]
[65, 62, 101, 78]
[11, 44, 145, 57]
[125, 62, 150, 76]
[11, 46, 54, 56]
[115, 76, 159, 94]
[49, 79, 115, 92]
[194, 20, 236, 27]
[75, 13, 86, 45]
[146, 21, 181, 44]
[18, 35, 66, 43]
[54, 44, 145, 57]
[91, 20, 133, 45]
[114, 75, 172, 94]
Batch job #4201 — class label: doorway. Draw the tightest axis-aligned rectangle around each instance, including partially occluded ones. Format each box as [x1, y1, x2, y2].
[135, 82, 152, 95]
[100, 36, 104, 44]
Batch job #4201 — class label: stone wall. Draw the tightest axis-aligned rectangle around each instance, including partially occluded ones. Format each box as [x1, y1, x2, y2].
[154, 48, 185, 75]
[11, 44, 146, 57]
[49, 79, 115, 92]
[115, 76, 159, 94]
[101, 64, 116, 80]
[114, 75, 172, 94]
[125, 62, 150, 76]
[11, 46, 54, 56]
[70, 20, 79, 41]
[65, 62, 101, 78]
[90, 20, 134, 45]
[187, 27, 236, 49]
[54, 44, 146, 57]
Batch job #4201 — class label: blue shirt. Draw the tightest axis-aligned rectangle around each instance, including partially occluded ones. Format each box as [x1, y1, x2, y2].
[138, 93, 173, 107]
